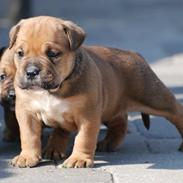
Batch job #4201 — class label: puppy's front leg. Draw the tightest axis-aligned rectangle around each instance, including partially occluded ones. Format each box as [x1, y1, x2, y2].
[11, 108, 42, 168]
[62, 118, 100, 168]
[43, 128, 70, 160]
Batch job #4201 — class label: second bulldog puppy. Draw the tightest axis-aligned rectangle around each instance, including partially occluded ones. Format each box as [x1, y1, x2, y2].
[0, 47, 19, 141]
[9, 16, 183, 168]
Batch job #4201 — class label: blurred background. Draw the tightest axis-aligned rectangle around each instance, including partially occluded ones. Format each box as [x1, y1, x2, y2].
[0, 0, 183, 63]
[0, 0, 183, 132]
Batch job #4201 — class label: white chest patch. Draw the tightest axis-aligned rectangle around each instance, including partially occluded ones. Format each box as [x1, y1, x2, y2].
[31, 91, 69, 125]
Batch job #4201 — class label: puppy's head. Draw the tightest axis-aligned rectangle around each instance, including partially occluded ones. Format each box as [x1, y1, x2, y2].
[9, 16, 85, 92]
[0, 47, 16, 110]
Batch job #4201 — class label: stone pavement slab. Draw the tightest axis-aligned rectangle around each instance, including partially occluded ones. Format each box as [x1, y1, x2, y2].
[104, 155, 183, 183]
[0, 135, 182, 183]
[1, 115, 183, 183]
[0, 161, 113, 183]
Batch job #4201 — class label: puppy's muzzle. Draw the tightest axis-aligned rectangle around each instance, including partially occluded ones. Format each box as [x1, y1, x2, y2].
[7, 89, 16, 111]
[26, 64, 40, 80]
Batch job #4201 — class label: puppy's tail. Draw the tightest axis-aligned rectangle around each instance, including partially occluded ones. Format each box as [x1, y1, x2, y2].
[141, 113, 150, 130]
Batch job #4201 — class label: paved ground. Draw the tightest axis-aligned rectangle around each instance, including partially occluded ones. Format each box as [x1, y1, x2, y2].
[1, 0, 183, 182]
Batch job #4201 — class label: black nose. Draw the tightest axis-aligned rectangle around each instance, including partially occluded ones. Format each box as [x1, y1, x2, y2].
[26, 65, 40, 80]
[8, 90, 16, 100]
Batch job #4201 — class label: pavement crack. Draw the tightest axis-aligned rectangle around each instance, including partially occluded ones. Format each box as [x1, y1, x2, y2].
[102, 169, 116, 183]
[110, 172, 115, 183]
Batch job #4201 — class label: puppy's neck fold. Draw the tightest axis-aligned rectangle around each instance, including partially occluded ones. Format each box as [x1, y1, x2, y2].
[64, 49, 83, 82]
[57, 49, 87, 97]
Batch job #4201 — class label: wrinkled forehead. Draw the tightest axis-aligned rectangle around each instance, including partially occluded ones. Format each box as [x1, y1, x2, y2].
[16, 20, 69, 50]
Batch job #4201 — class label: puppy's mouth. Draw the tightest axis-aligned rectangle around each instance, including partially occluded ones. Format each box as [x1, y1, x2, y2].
[18, 79, 60, 92]
[17, 67, 61, 92]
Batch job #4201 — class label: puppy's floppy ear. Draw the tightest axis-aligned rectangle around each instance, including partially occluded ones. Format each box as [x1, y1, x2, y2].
[62, 21, 86, 50]
[9, 24, 21, 49]
[9, 19, 25, 49]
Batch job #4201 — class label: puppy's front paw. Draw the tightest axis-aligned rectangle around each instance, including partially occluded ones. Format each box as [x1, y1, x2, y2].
[43, 145, 66, 161]
[11, 152, 41, 168]
[61, 154, 93, 168]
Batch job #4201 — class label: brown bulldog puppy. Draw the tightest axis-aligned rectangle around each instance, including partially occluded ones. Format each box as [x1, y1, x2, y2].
[9, 16, 183, 168]
[0, 47, 19, 141]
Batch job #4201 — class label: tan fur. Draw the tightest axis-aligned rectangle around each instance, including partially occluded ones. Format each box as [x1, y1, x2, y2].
[9, 16, 183, 168]
[0, 48, 19, 141]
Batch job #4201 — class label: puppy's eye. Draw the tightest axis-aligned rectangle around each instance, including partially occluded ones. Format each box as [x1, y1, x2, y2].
[16, 49, 24, 59]
[0, 74, 6, 81]
[46, 50, 62, 59]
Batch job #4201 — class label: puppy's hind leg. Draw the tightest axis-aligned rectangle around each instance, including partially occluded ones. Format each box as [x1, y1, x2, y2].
[97, 113, 128, 152]
[129, 62, 183, 151]
[136, 80, 183, 152]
